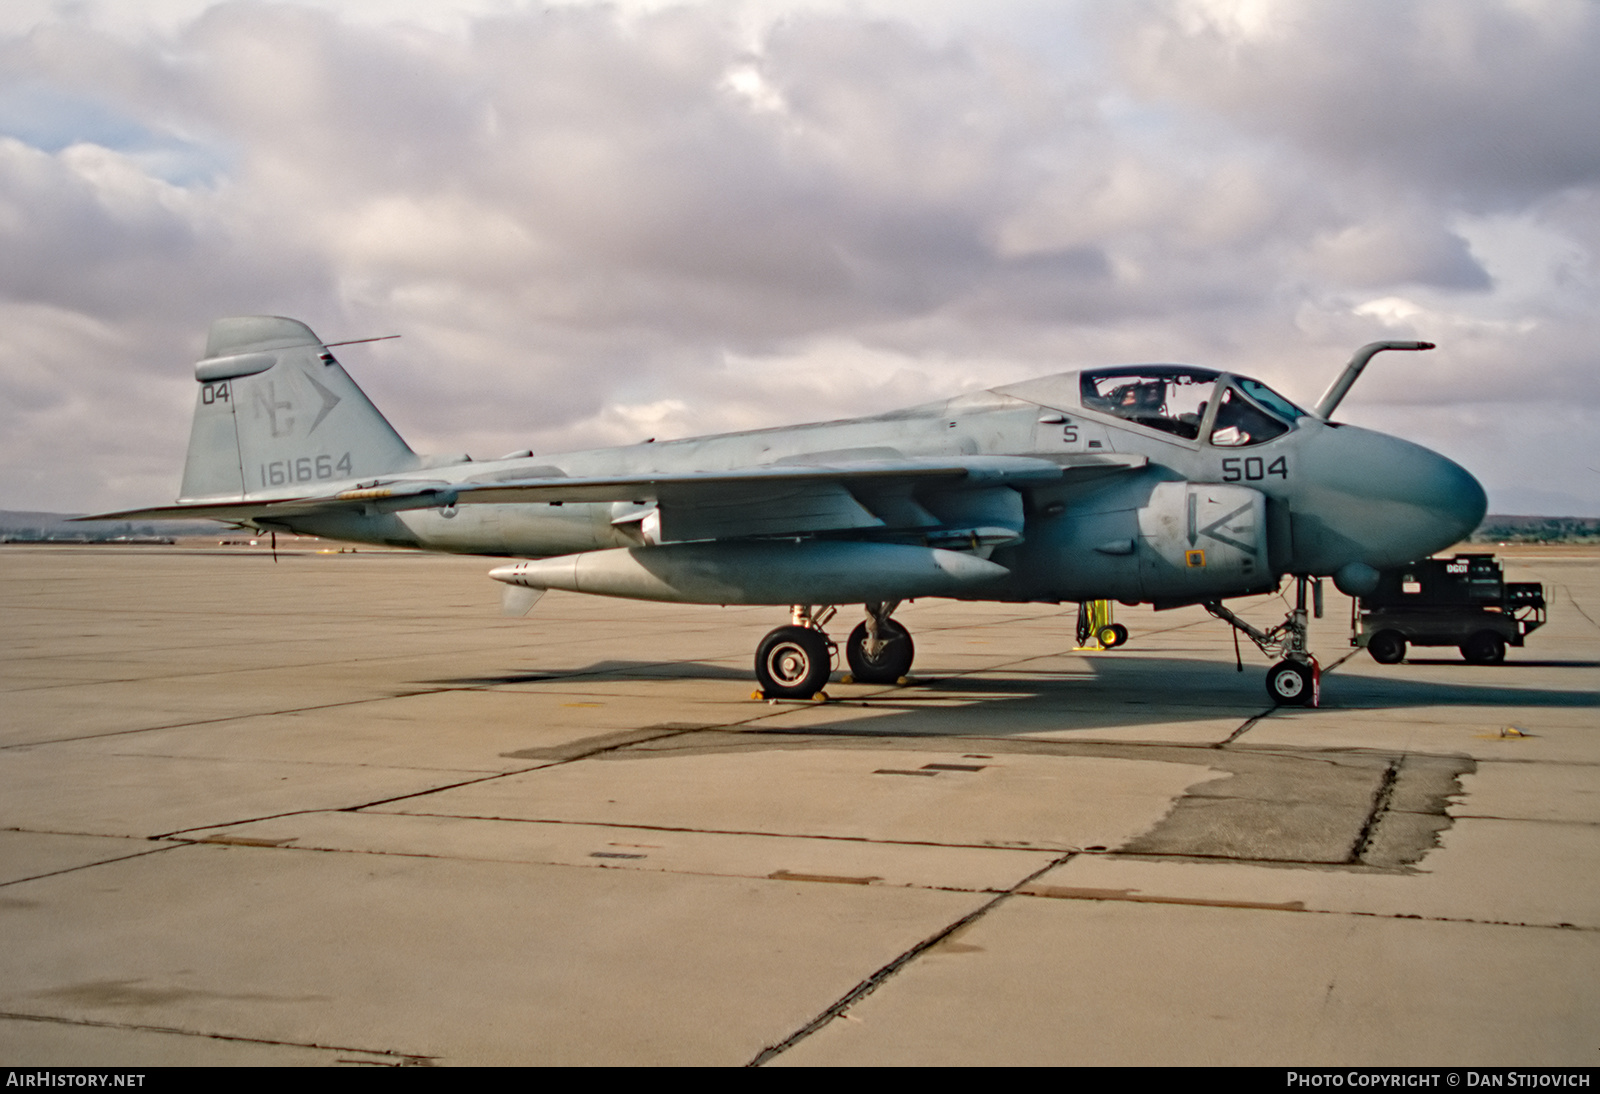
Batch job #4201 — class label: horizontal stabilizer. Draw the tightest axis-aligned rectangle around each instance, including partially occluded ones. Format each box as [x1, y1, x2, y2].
[76, 479, 458, 525]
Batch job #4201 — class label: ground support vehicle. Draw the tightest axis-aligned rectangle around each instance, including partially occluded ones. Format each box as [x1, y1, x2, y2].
[1353, 554, 1545, 664]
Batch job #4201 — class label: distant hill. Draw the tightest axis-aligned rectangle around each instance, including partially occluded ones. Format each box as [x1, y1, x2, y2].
[0, 510, 225, 542]
[1469, 515, 1600, 545]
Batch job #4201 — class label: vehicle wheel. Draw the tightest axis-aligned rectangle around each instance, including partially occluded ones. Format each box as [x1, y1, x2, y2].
[1367, 630, 1407, 665]
[1266, 660, 1313, 706]
[1461, 631, 1506, 665]
[1097, 623, 1129, 649]
[845, 620, 914, 684]
[755, 625, 832, 699]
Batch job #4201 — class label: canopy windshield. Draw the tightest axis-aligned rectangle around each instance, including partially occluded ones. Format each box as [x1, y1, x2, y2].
[1208, 378, 1307, 447]
[1235, 379, 1307, 422]
[1080, 366, 1219, 441]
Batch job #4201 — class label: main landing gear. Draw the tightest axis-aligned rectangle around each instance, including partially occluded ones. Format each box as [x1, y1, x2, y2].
[1205, 575, 1323, 707]
[753, 601, 915, 700]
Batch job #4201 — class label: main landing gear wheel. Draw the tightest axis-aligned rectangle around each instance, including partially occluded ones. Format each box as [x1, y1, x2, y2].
[755, 625, 832, 699]
[845, 620, 915, 684]
[1266, 659, 1314, 706]
[1097, 623, 1129, 649]
[1367, 630, 1407, 665]
[1461, 630, 1506, 665]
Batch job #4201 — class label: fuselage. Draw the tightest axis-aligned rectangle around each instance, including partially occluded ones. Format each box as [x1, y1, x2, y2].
[283, 363, 1486, 606]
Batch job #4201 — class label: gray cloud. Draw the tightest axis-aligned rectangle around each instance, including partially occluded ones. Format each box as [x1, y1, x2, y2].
[1100, 0, 1600, 208]
[0, 0, 1595, 516]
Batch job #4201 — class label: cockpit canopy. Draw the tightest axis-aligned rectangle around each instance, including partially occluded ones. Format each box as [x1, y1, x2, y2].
[1077, 366, 1307, 448]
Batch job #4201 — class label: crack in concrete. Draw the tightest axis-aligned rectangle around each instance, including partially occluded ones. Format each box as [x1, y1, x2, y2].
[1350, 758, 1401, 864]
[1562, 585, 1598, 631]
[1217, 710, 1273, 746]
[747, 851, 1077, 1066]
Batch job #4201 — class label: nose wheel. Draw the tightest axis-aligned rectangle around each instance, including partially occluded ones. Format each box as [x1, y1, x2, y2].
[1266, 658, 1318, 706]
[1207, 575, 1323, 707]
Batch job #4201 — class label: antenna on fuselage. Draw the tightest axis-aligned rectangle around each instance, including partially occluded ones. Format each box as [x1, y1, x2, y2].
[1313, 340, 1435, 420]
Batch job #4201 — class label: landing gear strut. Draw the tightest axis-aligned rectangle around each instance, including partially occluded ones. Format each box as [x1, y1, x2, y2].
[1205, 575, 1322, 707]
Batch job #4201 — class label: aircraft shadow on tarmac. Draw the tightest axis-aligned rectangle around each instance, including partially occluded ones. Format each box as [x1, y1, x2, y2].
[427, 652, 1596, 736]
[438, 660, 756, 686]
[422, 652, 1593, 870]
[1398, 657, 1599, 669]
[449, 657, 1490, 871]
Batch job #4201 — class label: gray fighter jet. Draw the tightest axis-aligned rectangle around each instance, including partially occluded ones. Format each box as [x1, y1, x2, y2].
[93, 316, 1486, 705]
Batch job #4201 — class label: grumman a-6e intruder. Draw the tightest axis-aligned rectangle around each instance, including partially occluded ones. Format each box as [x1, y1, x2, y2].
[94, 317, 1487, 706]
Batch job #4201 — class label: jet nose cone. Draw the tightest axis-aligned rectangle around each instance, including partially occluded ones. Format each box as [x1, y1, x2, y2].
[1429, 451, 1489, 545]
[1329, 429, 1486, 567]
[1396, 441, 1486, 550]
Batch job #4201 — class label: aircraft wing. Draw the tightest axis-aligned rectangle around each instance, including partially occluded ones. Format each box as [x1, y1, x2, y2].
[74, 480, 460, 524]
[448, 454, 1137, 504]
[80, 453, 1146, 539]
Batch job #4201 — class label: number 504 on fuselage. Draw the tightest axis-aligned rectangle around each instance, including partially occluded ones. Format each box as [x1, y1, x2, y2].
[92, 316, 1486, 706]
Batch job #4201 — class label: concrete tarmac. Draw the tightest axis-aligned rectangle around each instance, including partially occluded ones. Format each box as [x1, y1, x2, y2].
[2, 545, 1596, 1066]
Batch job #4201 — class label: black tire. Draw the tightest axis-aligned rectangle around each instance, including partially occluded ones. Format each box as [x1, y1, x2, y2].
[755, 626, 832, 699]
[845, 620, 914, 684]
[1367, 630, 1407, 665]
[1461, 631, 1506, 665]
[1266, 660, 1313, 706]
[1098, 623, 1129, 649]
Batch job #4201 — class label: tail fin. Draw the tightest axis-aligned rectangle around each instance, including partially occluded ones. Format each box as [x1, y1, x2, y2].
[179, 316, 419, 501]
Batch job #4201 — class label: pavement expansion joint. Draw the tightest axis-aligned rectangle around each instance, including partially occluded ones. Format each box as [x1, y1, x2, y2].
[368, 809, 1082, 853]
[0, 1009, 433, 1065]
[1013, 885, 1599, 932]
[152, 805, 362, 840]
[1450, 813, 1600, 826]
[0, 844, 185, 889]
[0, 690, 457, 751]
[1019, 885, 1308, 912]
[151, 829, 1026, 892]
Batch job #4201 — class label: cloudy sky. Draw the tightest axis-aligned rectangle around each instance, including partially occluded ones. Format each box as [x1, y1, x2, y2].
[2, 0, 1596, 516]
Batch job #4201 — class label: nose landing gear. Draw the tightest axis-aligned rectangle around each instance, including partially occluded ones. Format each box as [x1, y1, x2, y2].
[1206, 575, 1323, 707]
